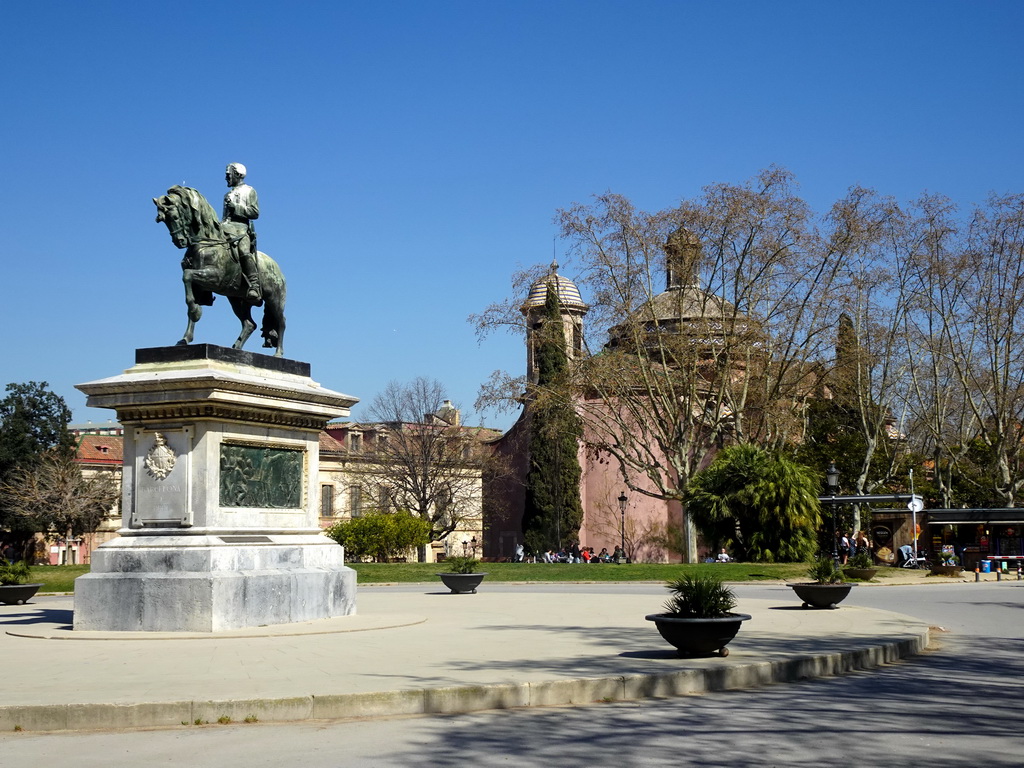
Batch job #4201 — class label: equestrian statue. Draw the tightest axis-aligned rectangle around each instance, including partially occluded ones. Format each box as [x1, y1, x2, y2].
[153, 163, 287, 357]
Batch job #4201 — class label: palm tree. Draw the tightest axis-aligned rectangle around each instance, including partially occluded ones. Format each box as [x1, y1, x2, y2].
[685, 444, 822, 562]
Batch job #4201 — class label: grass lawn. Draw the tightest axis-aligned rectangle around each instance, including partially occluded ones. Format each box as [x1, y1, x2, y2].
[32, 560, 915, 593]
[350, 561, 813, 584]
[28, 565, 89, 593]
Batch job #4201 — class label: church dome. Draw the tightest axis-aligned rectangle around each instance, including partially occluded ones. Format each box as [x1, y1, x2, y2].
[521, 261, 588, 313]
[632, 286, 736, 325]
[605, 229, 756, 351]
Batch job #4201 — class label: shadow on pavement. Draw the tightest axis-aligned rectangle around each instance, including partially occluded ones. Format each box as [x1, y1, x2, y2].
[388, 635, 1024, 768]
[0, 607, 73, 628]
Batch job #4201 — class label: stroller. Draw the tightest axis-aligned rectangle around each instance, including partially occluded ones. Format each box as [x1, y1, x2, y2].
[897, 544, 929, 569]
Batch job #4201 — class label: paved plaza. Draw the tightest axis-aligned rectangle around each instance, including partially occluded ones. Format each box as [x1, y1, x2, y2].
[0, 570, 992, 733]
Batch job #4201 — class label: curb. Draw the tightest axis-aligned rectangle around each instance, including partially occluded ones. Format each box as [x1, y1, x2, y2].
[0, 628, 929, 734]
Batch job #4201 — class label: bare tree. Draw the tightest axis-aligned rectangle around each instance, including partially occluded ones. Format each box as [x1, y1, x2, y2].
[806, 187, 912, 531]
[474, 168, 927, 561]
[356, 377, 498, 561]
[0, 450, 118, 563]
[557, 169, 864, 560]
[902, 193, 1024, 506]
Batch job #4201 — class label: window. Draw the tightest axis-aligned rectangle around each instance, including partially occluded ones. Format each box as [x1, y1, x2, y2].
[349, 486, 363, 517]
[320, 484, 334, 517]
[378, 485, 394, 512]
[349, 433, 362, 453]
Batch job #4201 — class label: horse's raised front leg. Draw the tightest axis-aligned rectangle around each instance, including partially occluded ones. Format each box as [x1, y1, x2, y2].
[178, 269, 201, 346]
[228, 297, 257, 350]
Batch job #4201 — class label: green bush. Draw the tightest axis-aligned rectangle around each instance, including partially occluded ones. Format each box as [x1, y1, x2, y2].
[324, 510, 432, 563]
[440, 556, 479, 574]
[684, 444, 822, 563]
[0, 559, 31, 586]
[847, 552, 874, 569]
[661, 573, 737, 617]
[808, 557, 843, 584]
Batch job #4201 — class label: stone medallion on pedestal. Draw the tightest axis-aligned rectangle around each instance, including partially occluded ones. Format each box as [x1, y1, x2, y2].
[73, 344, 359, 632]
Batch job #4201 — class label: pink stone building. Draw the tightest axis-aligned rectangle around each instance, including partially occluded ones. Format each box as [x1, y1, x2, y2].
[483, 259, 713, 563]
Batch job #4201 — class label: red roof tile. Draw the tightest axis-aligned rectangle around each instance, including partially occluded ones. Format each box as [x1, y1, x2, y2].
[319, 432, 346, 453]
[76, 434, 123, 465]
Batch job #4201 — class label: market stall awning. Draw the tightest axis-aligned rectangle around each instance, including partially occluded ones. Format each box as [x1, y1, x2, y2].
[816, 494, 923, 505]
[924, 509, 1024, 525]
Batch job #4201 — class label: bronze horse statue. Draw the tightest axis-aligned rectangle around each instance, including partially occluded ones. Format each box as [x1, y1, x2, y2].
[153, 186, 287, 356]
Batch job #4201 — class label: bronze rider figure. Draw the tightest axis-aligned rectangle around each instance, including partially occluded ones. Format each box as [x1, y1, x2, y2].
[222, 162, 261, 305]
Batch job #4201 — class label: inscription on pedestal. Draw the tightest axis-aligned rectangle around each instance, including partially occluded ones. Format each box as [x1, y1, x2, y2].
[133, 427, 193, 527]
[219, 443, 304, 508]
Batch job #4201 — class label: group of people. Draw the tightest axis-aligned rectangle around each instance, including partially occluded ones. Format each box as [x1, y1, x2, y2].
[513, 543, 627, 563]
[703, 548, 733, 563]
[837, 531, 872, 564]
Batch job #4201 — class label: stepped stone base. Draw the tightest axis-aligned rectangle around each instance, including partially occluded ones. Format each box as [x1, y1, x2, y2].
[74, 535, 355, 632]
[75, 345, 360, 633]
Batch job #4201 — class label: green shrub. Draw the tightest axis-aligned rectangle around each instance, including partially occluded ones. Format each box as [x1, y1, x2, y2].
[0, 559, 31, 586]
[684, 444, 822, 563]
[661, 573, 737, 617]
[847, 552, 874, 569]
[808, 557, 843, 584]
[324, 510, 432, 563]
[440, 556, 479, 574]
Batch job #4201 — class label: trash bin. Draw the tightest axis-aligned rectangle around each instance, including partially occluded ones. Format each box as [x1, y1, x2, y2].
[981, 560, 991, 573]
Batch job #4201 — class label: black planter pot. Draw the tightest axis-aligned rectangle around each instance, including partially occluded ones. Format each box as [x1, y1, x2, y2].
[436, 572, 487, 594]
[644, 612, 752, 657]
[789, 582, 855, 609]
[930, 564, 962, 577]
[0, 583, 43, 605]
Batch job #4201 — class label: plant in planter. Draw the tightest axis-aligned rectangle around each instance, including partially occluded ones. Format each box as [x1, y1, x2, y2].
[931, 550, 962, 576]
[0, 559, 43, 606]
[789, 557, 855, 609]
[645, 573, 751, 657]
[436, 556, 488, 594]
[843, 552, 878, 581]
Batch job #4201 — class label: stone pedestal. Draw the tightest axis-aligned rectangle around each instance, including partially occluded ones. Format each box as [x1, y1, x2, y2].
[73, 345, 359, 632]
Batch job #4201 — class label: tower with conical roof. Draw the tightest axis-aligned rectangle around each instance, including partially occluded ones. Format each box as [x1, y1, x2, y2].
[520, 260, 589, 384]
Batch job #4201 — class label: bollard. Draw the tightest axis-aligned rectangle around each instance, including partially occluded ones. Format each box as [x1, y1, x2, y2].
[996, 569, 1002, 581]
[975, 567, 980, 582]
[1018, 566, 1022, 581]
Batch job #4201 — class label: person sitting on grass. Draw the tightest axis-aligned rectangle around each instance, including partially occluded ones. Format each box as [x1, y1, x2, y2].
[717, 548, 731, 563]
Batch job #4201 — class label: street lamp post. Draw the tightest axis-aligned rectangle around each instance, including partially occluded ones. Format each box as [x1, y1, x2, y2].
[826, 462, 840, 565]
[618, 491, 628, 558]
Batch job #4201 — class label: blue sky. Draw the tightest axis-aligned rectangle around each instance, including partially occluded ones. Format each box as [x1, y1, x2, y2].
[2, 1, 1022, 431]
